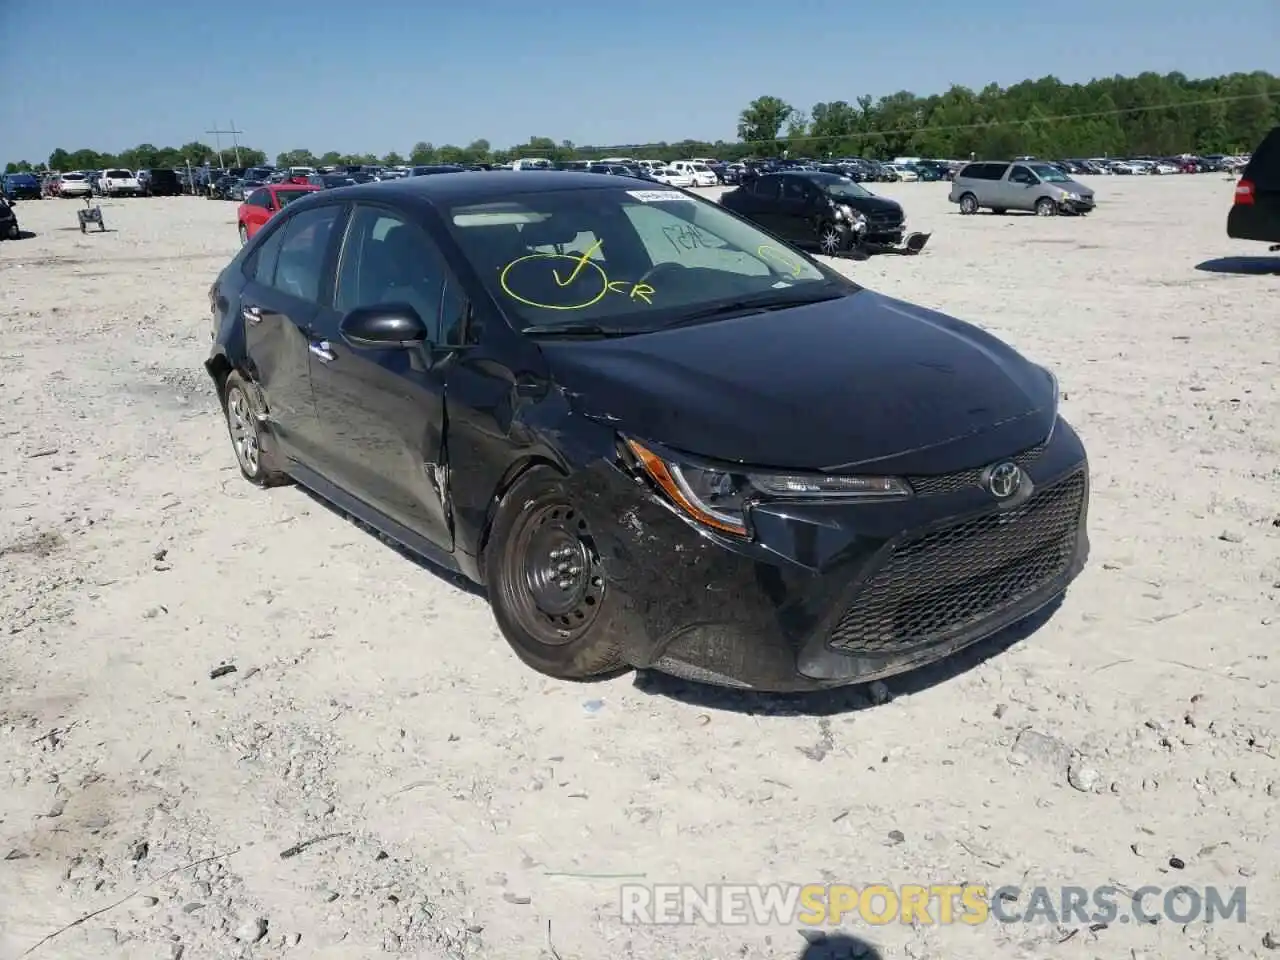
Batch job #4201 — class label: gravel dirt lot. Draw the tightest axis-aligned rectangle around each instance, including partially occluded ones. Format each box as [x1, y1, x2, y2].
[1, 175, 1276, 960]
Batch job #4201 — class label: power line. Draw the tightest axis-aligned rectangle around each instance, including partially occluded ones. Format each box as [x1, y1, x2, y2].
[757, 90, 1279, 148]
[513, 90, 1277, 155]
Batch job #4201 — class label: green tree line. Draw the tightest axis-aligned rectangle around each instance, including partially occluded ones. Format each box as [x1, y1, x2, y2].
[7, 70, 1277, 175]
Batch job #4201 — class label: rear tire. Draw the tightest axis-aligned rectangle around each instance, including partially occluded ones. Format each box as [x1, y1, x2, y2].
[959, 193, 978, 215]
[485, 466, 627, 681]
[221, 372, 291, 488]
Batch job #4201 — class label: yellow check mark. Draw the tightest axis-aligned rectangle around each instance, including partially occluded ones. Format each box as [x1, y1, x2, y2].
[553, 239, 604, 286]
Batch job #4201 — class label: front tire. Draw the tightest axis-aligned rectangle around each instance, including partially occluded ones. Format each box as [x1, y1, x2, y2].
[818, 222, 848, 256]
[485, 467, 626, 681]
[1035, 197, 1058, 216]
[959, 193, 978, 215]
[222, 372, 290, 487]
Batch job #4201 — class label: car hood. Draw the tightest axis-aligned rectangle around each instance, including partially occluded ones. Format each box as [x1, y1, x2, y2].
[540, 290, 1057, 475]
[838, 194, 902, 217]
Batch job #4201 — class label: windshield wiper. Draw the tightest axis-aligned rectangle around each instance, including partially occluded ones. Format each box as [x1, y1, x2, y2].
[662, 288, 846, 329]
[520, 322, 636, 338]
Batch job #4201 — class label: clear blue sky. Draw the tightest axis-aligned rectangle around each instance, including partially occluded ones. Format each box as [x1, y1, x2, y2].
[2, 0, 1275, 164]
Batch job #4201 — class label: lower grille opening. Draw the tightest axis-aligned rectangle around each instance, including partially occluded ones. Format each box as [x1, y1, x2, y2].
[828, 471, 1085, 655]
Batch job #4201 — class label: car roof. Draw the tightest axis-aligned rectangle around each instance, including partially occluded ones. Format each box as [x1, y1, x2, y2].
[330, 169, 658, 205]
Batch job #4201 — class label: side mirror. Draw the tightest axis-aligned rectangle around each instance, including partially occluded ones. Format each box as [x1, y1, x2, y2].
[340, 303, 430, 349]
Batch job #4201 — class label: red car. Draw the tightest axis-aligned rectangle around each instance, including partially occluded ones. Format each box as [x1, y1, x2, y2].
[237, 184, 320, 243]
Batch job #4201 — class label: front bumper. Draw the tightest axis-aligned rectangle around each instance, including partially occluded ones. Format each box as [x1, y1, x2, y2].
[1061, 197, 1095, 214]
[571, 418, 1090, 692]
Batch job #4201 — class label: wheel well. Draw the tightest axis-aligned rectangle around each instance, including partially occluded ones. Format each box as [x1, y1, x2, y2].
[475, 456, 567, 584]
[206, 355, 234, 408]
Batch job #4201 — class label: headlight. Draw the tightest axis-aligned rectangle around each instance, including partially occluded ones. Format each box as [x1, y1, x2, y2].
[1041, 365, 1060, 411]
[1038, 365, 1060, 444]
[624, 438, 911, 538]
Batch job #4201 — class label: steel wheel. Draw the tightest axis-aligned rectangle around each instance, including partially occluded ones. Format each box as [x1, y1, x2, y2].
[503, 502, 606, 646]
[819, 226, 843, 255]
[225, 385, 260, 476]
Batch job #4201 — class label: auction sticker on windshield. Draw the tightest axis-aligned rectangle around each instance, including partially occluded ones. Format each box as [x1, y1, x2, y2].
[626, 190, 687, 203]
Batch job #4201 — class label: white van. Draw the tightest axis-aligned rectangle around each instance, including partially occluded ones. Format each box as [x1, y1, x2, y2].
[512, 158, 553, 170]
[669, 160, 718, 187]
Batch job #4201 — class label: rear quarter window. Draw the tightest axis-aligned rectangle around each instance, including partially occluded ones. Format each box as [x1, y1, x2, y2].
[1244, 127, 1279, 189]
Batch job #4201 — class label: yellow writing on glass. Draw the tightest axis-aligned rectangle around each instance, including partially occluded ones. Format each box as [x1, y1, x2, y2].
[552, 239, 604, 287]
[756, 244, 804, 277]
[500, 253, 655, 310]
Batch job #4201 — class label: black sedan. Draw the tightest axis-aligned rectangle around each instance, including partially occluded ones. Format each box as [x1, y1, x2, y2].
[720, 171, 930, 257]
[204, 171, 1089, 692]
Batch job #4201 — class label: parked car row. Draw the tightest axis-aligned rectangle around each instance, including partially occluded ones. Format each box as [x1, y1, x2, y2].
[28, 168, 184, 198]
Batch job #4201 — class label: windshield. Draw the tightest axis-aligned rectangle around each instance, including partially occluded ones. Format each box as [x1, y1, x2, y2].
[444, 186, 841, 333]
[1030, 164, 1070, 182]
[811, 174, 872, 200]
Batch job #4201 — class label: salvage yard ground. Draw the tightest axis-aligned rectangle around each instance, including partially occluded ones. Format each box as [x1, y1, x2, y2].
[0, 176, 1276, 960]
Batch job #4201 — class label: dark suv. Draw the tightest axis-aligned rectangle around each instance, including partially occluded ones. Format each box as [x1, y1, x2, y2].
[1227, 126, 1279, 249]
[141, 168, 182, 196]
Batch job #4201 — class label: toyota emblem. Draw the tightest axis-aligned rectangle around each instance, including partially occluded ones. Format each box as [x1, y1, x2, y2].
[987, 462, 1022, 499]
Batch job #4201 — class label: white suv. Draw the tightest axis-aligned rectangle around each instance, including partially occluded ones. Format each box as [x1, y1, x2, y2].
[100, 169, 142, 197]
[58, 172, 94, 197]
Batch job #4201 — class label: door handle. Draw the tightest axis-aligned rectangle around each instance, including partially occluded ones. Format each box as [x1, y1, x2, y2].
[308, 341, 335, 362]
[242, 304, 262, 324]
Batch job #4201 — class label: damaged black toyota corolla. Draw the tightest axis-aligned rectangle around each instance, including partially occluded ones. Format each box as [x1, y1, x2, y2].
[205, 171, 1089, 692]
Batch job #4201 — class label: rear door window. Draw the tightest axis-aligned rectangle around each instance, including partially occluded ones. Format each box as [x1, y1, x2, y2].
[272, 205, 344, 303]
[751, 176, 780, 200]
[249, 223, 288, 286]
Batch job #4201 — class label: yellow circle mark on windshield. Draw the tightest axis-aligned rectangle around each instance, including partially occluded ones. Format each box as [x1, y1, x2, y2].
[757, 245, 805, 277]
[499, 253, 609, 311]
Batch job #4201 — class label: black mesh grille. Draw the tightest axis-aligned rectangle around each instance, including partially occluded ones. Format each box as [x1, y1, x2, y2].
[828, 470, 1085, 654]
[907, 442, 1046, 497]
[866, 211, 904, 230]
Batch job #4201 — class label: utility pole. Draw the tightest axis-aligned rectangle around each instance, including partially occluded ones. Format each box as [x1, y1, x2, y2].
[206, 122, 245, 167]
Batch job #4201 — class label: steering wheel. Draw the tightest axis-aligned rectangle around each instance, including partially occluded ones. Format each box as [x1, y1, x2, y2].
[635, 260, 690, 289]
